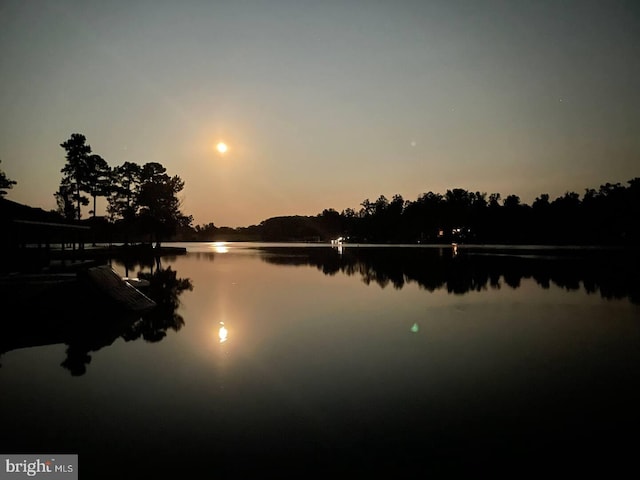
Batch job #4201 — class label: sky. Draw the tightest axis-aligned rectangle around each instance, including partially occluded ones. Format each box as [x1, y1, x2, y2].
[1, 0, 638, 227]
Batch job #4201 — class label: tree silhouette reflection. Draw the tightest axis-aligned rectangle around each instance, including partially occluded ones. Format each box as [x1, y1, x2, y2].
[258, 246, 639, 304]
[122, 266, 193, 343]
[0, 263, 192, 375]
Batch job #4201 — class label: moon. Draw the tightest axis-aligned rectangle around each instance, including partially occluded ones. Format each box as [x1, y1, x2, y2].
[216, 142, 228, 154]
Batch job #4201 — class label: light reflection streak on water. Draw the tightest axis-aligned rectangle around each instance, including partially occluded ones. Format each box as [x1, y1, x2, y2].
[211, 241, 229, 254]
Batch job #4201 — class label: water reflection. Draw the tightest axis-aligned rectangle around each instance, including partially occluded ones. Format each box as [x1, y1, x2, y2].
[212, 242, 229, 254]
[111, 250, 184, 278]
[121, 266, 193, 344]
[0, 264, 193, 375]
[218, 322, 228, 343]
[258, 246, 640, 304]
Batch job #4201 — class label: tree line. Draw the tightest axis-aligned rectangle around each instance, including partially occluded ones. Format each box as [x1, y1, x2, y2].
[2, 136, 638, 246]
[181, 180, 640, 245]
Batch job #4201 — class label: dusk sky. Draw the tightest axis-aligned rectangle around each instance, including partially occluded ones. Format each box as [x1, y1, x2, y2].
[1, 0, 638, 227]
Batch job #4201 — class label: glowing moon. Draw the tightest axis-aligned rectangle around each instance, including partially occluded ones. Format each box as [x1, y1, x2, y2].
[216, 142, 228, 154]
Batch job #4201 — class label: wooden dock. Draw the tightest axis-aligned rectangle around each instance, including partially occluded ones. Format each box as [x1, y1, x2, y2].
[84, 265, 156, 312]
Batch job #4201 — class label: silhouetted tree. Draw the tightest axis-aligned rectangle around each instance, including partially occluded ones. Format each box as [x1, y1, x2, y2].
[503, 194, 521, 208]
[107, 162, 142, 221]
[444, 188, 473, 230]
[401, 191, 443, 242]
[359, 198, 374, 217]
[0, 160, 17, 196]
[60, 133, 92, 220]
[342, 208, 356, 218]
[386, 194, 406, 241]
[85, 154, 111, 219]
[626, 178, 640, 242]
[374, 195, 389, 215]
[54, 184, 76, 221]
[194, 222, 216, 236]
[136, 162, 192, 246]
[317, 209, 342, 239]
[488, 193, 501, 208]
[532, 193, 550, 210]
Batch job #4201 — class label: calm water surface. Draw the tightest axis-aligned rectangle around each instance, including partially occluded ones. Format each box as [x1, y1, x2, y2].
[1, 243, 639, 477]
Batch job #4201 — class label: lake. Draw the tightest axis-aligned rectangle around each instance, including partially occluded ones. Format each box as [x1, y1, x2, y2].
[1, 242, 639, 478]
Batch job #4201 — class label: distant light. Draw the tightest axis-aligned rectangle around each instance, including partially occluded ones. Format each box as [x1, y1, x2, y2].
[216, 142, 228, 154]
[410, 323, 419, 333]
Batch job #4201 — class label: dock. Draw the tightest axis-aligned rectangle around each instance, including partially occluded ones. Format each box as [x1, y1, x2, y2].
[1, 265, 156, 313]
[83, 265, 156, 312]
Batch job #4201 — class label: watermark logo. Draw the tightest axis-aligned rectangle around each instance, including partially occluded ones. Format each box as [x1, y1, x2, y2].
[0, 456, 77, 480]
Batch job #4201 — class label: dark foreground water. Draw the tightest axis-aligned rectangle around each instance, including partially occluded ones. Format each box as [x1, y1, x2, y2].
[2, 243, 639, 478]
